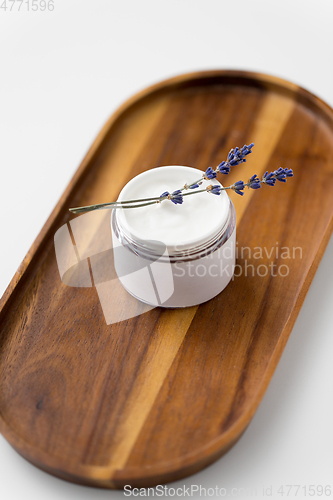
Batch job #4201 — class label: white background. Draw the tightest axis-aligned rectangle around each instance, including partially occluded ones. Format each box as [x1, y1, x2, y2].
[1, 1, 333, 499]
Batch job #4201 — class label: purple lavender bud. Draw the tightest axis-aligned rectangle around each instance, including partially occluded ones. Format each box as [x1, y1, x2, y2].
[226, 143, 255, 166]
[171, 190, 183, 204]
[263, 171, 274, 180]
[227, 149, 235, 161]
[233, 180, 245, 194]
[242, 142, 255, 155]
[234, 180, 245, 189]
[262, 171, 276, 186]
[160, 191, 169, 198]
[241, 143, 254, 155]
[209, 185, 222, 195]
[217, 161, 230, 175]
[229, 159, 240, 166]
[189, 183, 200, 189]
[248, 174, 261, 189]
[274, 168, 287, 182]
[285, 168, 293, 177]
[204, 167, 217, 179]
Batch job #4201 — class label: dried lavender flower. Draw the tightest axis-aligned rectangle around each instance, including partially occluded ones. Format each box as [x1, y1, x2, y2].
[232, 180, 245, 196]
[170, 190, 183, 205]
[274, 167, 294, 182]
[69, 143, 293, 214]
[207, 185, 222, 195]
[248, 174, 261, 190]
[227, 143, 254, 166]
[159, 190, 183, 204]
[262, 171, 276, 186]
[217, 161, 230, 175]
[204, 167, 218, 180]
[230, 168, 294, 196]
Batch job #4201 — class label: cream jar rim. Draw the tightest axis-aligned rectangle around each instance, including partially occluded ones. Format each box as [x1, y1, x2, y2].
[115, 165, 231, 252]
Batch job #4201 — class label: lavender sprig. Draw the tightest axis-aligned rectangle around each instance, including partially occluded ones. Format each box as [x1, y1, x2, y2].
[70, 167, 293, 213]
[68, 144, 294, 214]
[173, 168, 294, 201]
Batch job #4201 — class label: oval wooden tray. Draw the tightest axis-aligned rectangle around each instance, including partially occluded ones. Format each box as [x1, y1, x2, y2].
[1, 70, 333, 489]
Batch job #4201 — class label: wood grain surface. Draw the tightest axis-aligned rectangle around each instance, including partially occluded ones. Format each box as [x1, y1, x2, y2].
[1, 70, 333, 488]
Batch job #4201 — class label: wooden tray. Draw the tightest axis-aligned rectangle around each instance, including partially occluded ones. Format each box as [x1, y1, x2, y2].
[1, 70, 333, 489]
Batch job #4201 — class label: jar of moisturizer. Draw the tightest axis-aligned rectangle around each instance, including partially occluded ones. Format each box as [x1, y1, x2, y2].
[111, 166, 236, 308]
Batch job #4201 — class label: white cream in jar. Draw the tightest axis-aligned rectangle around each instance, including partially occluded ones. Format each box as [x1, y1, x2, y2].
[111, 166, 236, 308]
